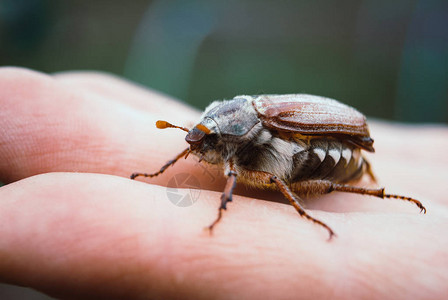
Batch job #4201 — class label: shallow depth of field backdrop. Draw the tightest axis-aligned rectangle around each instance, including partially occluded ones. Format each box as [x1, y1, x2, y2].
[1, 0, 447, 123]
[0, 0, 447, 299]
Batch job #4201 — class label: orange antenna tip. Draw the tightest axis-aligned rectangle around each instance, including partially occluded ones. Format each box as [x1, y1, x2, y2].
[155, 120, 189, 132]
[156, 120, 169, 129]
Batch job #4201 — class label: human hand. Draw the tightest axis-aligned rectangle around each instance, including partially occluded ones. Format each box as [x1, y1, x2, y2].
[1, 67, 447, 299]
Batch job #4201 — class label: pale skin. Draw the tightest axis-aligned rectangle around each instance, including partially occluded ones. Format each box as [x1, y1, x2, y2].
[0, 67, 448, 299]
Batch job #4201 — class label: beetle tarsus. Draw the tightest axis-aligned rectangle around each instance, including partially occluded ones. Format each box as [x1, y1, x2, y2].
[131, 147, 189, 180]
[327, 228, 337, 241]
[329, 183, 427, 214]
[383, 193, 427, 214]
[206, 164, 237, 234]
[206, 208, 224, 234]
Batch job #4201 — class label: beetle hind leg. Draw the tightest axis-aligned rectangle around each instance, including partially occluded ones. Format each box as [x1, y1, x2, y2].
[363, 159, 377, 183]
[329, 183, 426, 213]
[130, 147, 190, 180]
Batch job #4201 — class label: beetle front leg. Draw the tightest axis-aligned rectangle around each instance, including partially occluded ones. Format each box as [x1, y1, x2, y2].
[207, 163, 237, 233]
[130, 147, 190, 180]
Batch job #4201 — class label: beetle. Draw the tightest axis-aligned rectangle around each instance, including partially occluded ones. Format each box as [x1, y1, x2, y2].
[131, 94, 426, 239]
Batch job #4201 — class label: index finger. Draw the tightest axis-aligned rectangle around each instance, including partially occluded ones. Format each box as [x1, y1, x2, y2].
[0, 67, 218, 187]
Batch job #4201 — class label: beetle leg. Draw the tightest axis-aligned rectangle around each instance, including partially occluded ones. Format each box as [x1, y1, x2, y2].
[328, 183, 426, 213]
[130, 147, 190, 180]
[207, 167, 237, 233]
[363, 159, 377, 183]
[291, 180, 426, 213]
[270, 176, 336, 240]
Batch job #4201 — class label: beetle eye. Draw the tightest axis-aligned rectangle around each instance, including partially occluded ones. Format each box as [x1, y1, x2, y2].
[185, 127, 206, 144]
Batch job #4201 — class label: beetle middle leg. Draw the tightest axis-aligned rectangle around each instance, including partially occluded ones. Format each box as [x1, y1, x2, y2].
[270, 176, 336, 240]
[130, 147, 190, 180]
[237, 169, 336, 239]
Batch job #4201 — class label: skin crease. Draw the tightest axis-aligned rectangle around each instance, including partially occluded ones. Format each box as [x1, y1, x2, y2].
[0, 67, 448, 299]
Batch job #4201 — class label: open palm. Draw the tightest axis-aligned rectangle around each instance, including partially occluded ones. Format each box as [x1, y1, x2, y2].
[0, 67, 447, 299]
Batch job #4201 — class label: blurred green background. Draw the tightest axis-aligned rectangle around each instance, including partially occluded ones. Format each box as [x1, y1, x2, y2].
[1, 0, 447, 123]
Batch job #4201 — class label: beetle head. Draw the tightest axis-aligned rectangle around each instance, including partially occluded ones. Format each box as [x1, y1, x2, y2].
[185, 117, 219, 151]
[185, 96, 260, 161]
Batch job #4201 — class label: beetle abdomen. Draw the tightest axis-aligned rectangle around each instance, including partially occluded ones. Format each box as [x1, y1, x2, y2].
[235, 128, 366, 185]
[291, 138, 365, 183]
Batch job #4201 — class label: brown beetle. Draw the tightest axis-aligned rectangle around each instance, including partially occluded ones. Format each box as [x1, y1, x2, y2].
[131, 94, 426, 239]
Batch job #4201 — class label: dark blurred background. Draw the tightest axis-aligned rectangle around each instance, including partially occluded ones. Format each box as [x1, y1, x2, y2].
[1, 0, 447, 123]
[0, 0, 447, 298]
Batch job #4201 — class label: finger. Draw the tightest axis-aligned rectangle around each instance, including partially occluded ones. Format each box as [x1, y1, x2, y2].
[0, 67, 214, 188]
[54, 71, 199, 116]
[0, 173, 446, 299]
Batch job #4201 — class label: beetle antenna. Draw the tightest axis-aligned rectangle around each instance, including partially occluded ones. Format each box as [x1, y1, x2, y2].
[156, 120, 189, 132]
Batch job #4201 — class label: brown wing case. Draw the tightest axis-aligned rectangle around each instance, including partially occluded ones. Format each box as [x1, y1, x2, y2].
[253, 94, 375, 152]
